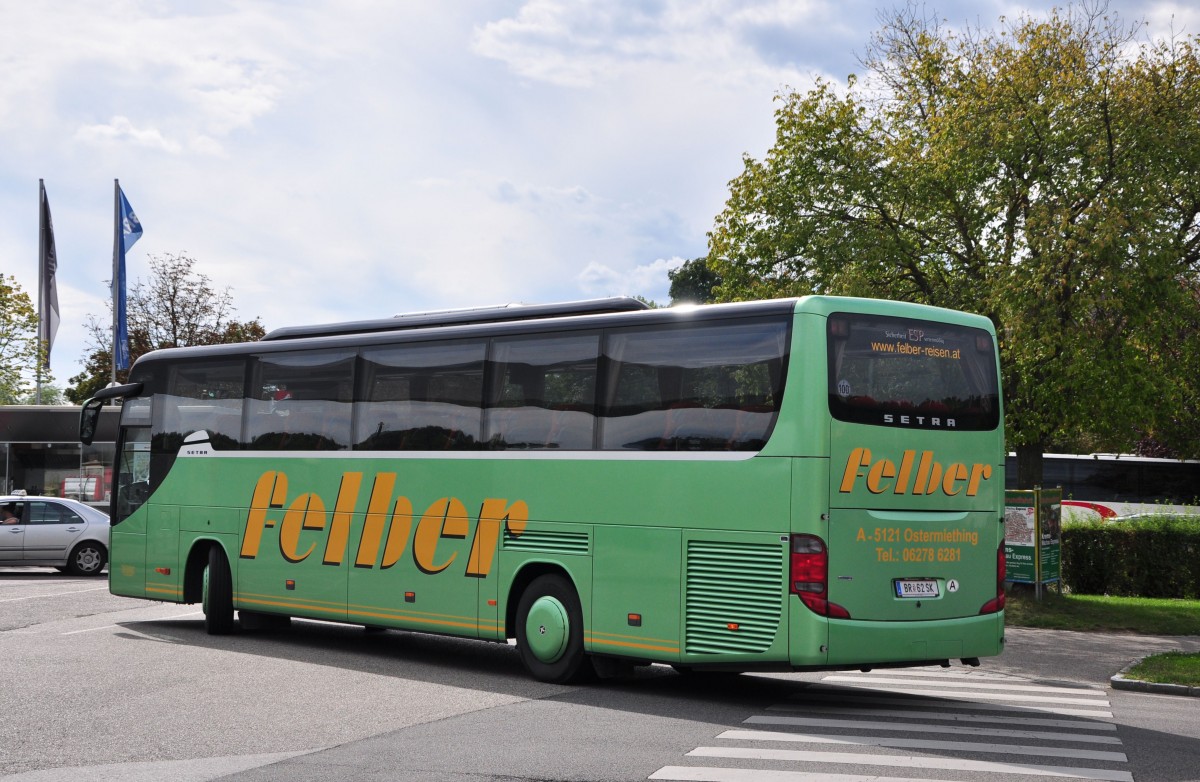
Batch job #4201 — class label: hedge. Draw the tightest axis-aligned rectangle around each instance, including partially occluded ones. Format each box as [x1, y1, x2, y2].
[1060, 516, 1200, 598]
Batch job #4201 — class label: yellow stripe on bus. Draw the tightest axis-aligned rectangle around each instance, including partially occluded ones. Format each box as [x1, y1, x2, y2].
[586, 635, 679, 654]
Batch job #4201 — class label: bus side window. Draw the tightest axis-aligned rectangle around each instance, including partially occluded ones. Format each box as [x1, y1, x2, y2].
[357, 341, 485, 451]
[600, 320, 787, 451]
[246, 351, 355, 450]
[485, 333, 599, 450]
[158, 361, 246, 453]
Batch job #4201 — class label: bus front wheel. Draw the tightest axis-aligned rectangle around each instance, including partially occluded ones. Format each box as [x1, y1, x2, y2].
[202, 546, 235, 635]
[515, 574, 591, 684]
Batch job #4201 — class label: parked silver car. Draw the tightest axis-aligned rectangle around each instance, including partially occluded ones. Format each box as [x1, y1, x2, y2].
[0, 495, 109, 576]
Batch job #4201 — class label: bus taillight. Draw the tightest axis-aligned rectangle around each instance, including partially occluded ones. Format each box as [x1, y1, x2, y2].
[790, 534, 850, 619]
[980, 538, 1006, 615]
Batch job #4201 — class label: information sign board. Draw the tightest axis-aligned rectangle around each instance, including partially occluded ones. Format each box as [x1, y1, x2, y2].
[1004, 487, 1061, 587]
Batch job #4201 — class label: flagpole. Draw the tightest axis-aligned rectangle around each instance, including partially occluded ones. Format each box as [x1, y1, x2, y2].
[36, 180, 45, 404]
[111, 179, 119, 387]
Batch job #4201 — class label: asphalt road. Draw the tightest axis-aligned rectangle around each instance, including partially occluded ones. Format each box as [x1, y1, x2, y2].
[4, 568, 1199, 782]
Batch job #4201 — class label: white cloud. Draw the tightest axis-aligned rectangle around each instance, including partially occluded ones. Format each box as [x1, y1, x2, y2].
[0, 2, 303, 145]
[578, 256, 685, 303]
[0, 0, 1180, 389]
[1140, 1, 1200, 38]
[73, 116, 183, 154]
[470, 0, 824, 88]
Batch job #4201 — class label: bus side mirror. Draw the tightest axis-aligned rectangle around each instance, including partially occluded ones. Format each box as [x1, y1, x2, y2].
[78, 382, 145, 445]
[79, 398, 104, 445]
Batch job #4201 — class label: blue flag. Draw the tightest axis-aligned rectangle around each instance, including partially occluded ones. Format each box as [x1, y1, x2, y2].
[120, 188, 142, 252]
[115, 186, 143, 371]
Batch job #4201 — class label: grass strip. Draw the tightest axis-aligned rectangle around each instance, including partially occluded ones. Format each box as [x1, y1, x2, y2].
[1004, 589, 1200, 635]
[1124, 652, 1200, 687]
[1005, 588, 1200, 688]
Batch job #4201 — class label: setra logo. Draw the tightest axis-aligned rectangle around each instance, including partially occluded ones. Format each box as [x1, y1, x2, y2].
[839, 447, 993, 497]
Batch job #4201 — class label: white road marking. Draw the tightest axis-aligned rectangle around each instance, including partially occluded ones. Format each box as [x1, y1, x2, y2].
[824, 674, 1112, 697]
[764, 703, 1119, 731]
[0, 585, 109, 602]
[62, 611, 202, 635]
[745, 714, 1122, 744]
[651, 768, 970, 782]
[686, 747, 1133, 782]
[794, 686, 1113, 715]
[716, 729, 1127, 762]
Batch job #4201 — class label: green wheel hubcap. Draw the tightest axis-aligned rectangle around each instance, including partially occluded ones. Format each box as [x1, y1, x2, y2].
[526, 595, 569, 663]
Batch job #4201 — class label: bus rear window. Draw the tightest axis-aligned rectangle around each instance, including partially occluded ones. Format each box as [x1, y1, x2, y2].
[827, 313, 999, 431]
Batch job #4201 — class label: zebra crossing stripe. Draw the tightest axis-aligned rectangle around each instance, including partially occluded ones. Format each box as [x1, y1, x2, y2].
[765, 703, 1118, 731]
[716, 729, 1127, 762]
[803, 684, 1112, 708]
[844, 668, 1029, 681]
[650, 767, 970, 781]
[686, 747, 1134, 782]
[651, 672, 1133, 782]
[745, 714, 1123, 744]
[824, 675, 1111, 697]
[784, 689, 1113, 718]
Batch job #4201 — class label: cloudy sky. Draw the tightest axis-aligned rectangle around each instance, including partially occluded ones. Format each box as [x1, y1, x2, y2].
[2, 0, 1194, 388]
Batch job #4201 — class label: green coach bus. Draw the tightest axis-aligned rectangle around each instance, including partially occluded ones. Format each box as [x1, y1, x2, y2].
[81, 295, 1005, 683]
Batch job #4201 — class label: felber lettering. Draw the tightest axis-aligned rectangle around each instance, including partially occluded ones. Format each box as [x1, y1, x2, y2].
[839, 447, 992, 497]
[240, 470, 527, 578]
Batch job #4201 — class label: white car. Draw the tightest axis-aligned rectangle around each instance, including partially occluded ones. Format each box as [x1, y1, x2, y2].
[0, 495, 110, 576]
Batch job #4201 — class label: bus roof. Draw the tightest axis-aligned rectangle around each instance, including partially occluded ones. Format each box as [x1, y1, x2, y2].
[132, 298, 802, 367]
[261, 297, 650, 341]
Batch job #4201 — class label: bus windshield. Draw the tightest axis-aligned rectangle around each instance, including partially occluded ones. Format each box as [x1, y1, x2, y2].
[827, 312, 999, 431]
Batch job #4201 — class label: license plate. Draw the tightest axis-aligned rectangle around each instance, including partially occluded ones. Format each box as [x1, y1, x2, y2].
[895, 579, 940, 598]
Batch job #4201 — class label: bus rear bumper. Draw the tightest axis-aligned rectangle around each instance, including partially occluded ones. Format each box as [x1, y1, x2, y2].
[798, 612, 1004, 668]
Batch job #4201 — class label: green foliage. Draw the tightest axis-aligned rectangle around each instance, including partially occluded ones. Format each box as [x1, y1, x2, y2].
[0, 274, 50, 403]
[14, 385, 67, 405]
[707, 4, 1200, 478]
[668, 258, 721, 304]
[67, 254, 266, 403]
[1061, 517, 1200, 598]
[66, 347, 118, 405]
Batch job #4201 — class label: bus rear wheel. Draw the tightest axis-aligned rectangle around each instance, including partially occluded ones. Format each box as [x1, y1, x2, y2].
[202, 546, 235, 635]
[515, 574, 592, 684]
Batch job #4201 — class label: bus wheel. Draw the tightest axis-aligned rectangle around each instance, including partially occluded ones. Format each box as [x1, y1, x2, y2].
[202, 546, 235, 635]
[516, 574, 591, 684]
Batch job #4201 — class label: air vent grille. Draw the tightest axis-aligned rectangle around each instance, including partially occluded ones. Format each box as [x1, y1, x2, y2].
[685, 540, 784, 654]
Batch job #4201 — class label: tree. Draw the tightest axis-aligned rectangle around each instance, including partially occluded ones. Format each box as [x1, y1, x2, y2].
[15, 385, 67, 405]
[67, 254, 266, 402]
[707, 3, 1200, 487]
[668, 258, 721, 305]
[0, 274, 48, 404]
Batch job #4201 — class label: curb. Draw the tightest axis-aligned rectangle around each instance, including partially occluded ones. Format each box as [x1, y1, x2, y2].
[1110, 653, 1200, 697]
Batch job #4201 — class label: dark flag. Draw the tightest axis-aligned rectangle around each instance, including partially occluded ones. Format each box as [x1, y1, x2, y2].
[38, 180, 60, 369]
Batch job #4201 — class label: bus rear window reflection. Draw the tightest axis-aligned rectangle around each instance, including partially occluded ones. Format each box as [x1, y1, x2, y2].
[828, 313, 1000, 431]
